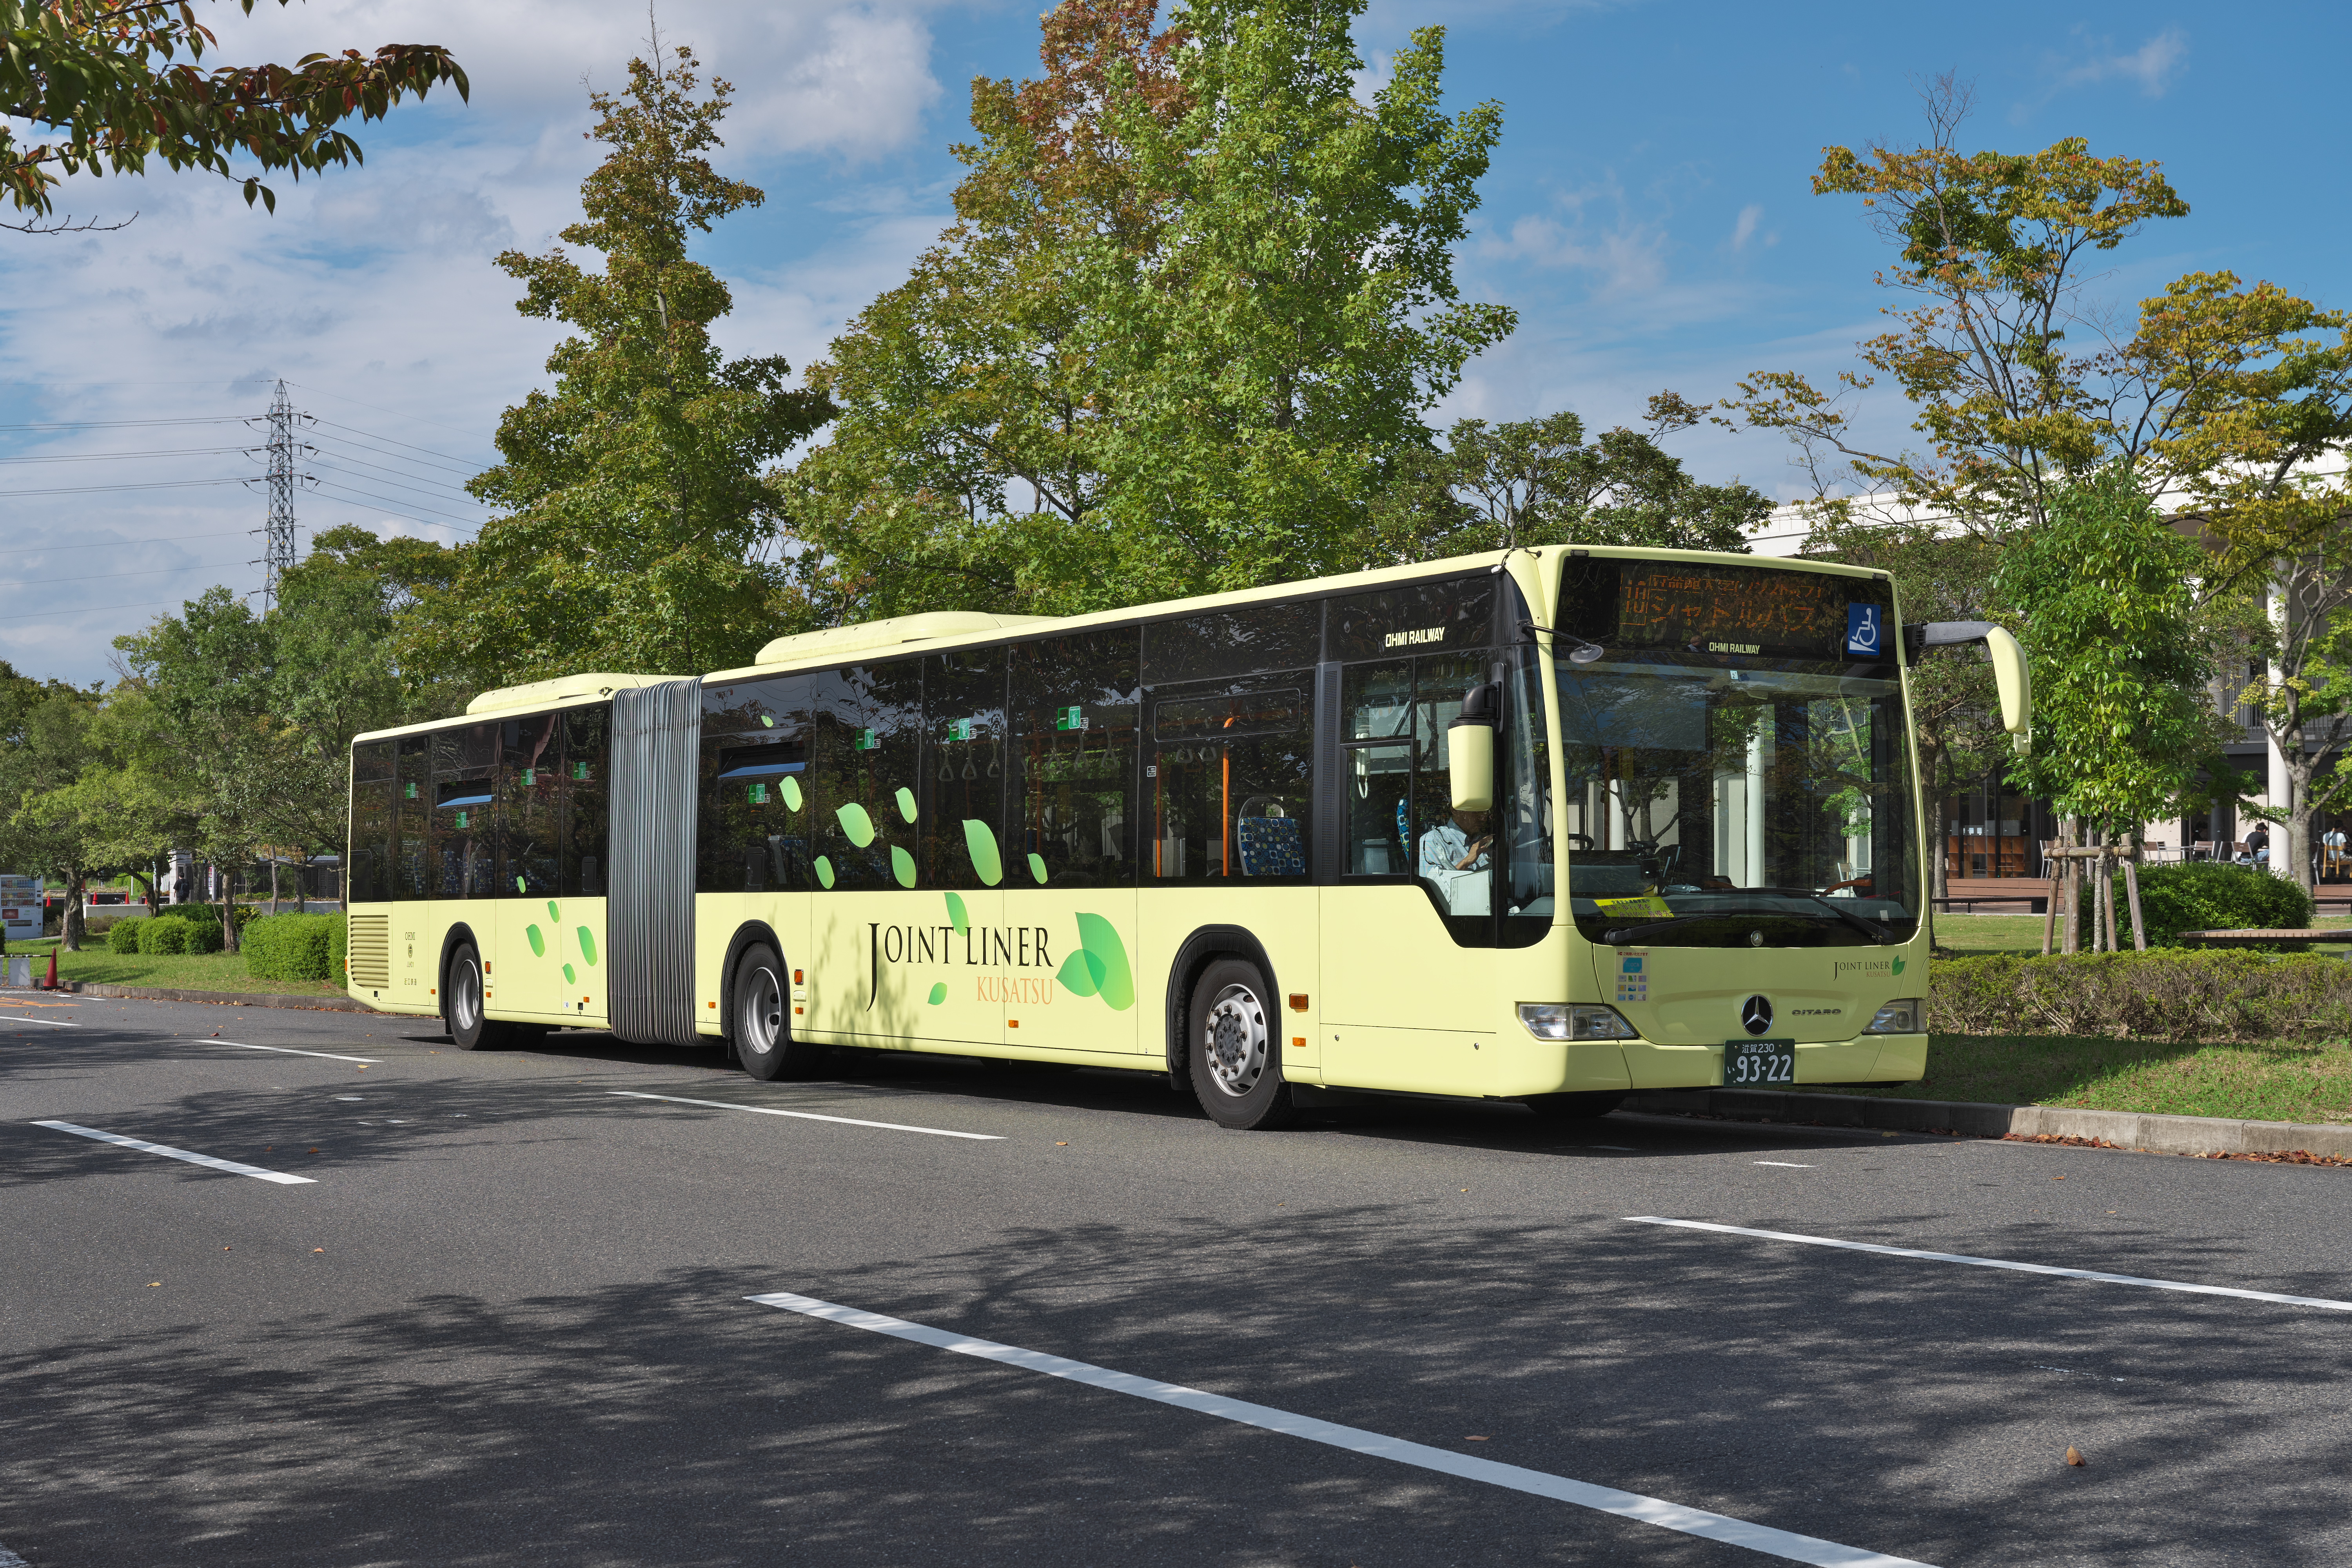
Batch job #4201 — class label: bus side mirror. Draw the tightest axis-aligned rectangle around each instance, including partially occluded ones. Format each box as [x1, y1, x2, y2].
[1914, 621, 2033, 756]
[1448, 684, 1499, 812]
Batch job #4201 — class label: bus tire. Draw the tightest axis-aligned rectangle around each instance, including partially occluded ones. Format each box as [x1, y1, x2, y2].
[445, 943, 507, 1051]
[734, 944, 819, 1082]
[1523, 1092, 1625, 1120]
[1187, 957, 1296, 1131]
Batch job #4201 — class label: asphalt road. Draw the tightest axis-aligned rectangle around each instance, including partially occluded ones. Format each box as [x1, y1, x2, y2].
[5, 993, 2350, 1568]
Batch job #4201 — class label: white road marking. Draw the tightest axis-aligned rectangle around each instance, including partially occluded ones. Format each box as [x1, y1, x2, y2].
[748, 1290, 1936, 1568]
[0, 1014, 78, 1025]
[608, 1091, 1002, 1141]
[1754, 1161, 1814, 1168]
[1628, 1217, 2352, 1311]
[31, 1120, 316, 1185]
[214, 1040, 379, 1064]
[0, 1537, 27, 1565]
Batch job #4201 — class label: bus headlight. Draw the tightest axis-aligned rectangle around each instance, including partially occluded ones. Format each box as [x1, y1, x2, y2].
[1519, 1003, 1639, 1041]
[1864, 998, 1923, 1034]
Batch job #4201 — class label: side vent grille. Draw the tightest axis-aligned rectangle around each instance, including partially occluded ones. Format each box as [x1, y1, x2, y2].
[347, 913, 390, 988]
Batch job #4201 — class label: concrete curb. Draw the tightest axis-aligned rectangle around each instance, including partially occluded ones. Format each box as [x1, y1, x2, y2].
[1622, 1087, 2352, 1160]
[40, 981, 378, 1014]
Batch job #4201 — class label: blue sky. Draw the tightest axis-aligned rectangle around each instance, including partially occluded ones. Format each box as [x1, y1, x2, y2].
[3, 0, 2345, 686]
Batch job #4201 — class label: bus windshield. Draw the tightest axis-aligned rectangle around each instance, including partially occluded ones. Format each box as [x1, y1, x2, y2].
[1553, 557, 1918, 949]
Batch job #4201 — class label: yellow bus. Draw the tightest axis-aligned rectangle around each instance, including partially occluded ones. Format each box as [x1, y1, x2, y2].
[342, 544, 2027, 1129]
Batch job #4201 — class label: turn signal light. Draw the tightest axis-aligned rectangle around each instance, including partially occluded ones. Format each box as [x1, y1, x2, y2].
[1518, 1003, 1637, 1041]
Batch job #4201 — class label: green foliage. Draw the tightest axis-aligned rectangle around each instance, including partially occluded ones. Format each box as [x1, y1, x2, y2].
[106, 918, 143, 955]
[243, 913, 339, 980]
[2117, 863, 2315, 948]
[136, 916, 191, 956]
[425, 47, 832, 681]
[1998, 469, 2220, 824]
[1370, 401, 1769, 561]
[328, 913, 348, 985]
[788, 0, 1512, 618]
[1933, 950, 2352, 1044]
[1, 0, 466, 225]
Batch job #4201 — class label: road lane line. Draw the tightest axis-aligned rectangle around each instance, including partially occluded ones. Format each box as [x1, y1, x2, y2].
[1753, 1162, 1814, 1169]
[0, 1014, 78, 1025]
[748, 1290, 1935, 1568]
[1627, 1217, 2352, 1311]
[608, 1091, 1002, 1141]
[212, 1040, 379, 1063]
[31, 1120, 317, 1184]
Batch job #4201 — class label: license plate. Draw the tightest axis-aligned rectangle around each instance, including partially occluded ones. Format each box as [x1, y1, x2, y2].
[1724, 1038, 1795, 1086]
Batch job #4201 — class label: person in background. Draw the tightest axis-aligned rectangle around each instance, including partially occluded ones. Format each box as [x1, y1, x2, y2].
[2245, 822, 2271, 866]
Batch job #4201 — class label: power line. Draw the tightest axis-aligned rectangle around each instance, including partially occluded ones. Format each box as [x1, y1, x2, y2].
[287, 380, 498, 445]
[0, 476, 250, 497]
[306, 445, 485, 502]
[2, 528, 261, 553]
[309, 479, 482, 532]
[0, 444, 254, 464]
[1, 557, 254, 589]
[308, 428, 481, 478]
[0, 416, 251, 432]
[0, 596, 189, 623]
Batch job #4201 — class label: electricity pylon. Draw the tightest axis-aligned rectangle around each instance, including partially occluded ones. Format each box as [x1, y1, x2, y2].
[258, 379, 305, 613]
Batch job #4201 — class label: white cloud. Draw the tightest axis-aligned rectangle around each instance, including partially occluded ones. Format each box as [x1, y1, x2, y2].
[1488, 211, 1668, 297]
[2053, 26, 2189, 98]
[1729, 203, 1763, 254]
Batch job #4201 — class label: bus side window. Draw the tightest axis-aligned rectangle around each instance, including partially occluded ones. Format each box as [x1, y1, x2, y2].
[1146, 681, 1311, 882]
[562, 706, 609, 897]
[430, 722, 499, 901]
[395, 735, 430, 900]
[1011, 630, 1140, 888]
[926, 649, 1008, 889]
[350, 740, 394, 903]
[811, 662, 921, 890]
[501, 712, 562, 898]
[699, 677, 811, 893]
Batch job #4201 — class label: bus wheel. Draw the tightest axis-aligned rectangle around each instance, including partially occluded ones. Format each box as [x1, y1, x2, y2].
[1188, 957, 1296, 1131]
[734, 945, 817, 1082]
[1523, 1092, 1625, 1120]
[446, 944, 504, 1051]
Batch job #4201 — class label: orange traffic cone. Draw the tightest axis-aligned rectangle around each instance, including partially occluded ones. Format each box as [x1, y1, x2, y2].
[42, 949, 58, 990]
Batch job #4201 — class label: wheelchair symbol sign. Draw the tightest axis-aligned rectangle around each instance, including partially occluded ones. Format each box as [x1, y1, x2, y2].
[1845, 604, 1882, 656]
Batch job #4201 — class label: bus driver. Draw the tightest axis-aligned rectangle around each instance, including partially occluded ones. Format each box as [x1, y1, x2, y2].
[1420, 807, 1495, 915]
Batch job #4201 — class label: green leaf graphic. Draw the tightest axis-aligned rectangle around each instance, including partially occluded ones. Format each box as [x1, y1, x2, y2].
[515, 875, 526, 895]
[837, 802, 876, 847]
[526, 925, 545, 957]
[1028, 853, 1048, 884]
[895, 786, 918, 822]
[945, 891, 968, 935]
[926, 982, 947, 1005]
[1074, 913, 1135, 1010]
[1056, 950, 1098, 998]
[576, 927, 597, 966]
[891, 845, 918, 887]
[814, 856, 835, 889]
[782, 775, 803, 811]
[962, 820, 1002, 886]
[1891, 955, 1907, 976]
[562, 963, 577, 985]
[546, 900, 561, 921]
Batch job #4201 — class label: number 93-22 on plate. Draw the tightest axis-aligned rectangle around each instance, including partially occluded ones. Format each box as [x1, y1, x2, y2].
[1724, 1038, 1795, 1086]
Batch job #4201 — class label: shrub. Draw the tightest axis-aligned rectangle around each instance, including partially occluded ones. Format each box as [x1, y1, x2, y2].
[137, 917, 192, 955]
[327, 915, 349, 985]
[2119, 861, 2314, 947]
[244, 913, 340, 980]
[107, 918, 144, 954]
[1934, 950, 2352, 1043]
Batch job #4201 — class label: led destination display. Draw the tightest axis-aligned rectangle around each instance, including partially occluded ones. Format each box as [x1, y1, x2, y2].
[1560, 557, 1892, 662]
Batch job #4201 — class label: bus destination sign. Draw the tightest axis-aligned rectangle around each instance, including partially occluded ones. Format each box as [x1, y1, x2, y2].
[1612, 562, 1875, 659]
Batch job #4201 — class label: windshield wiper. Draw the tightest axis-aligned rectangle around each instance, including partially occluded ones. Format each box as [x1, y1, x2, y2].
[1599, 916, 1688, 944]
[1802, 895, 1899, 944]
[1596, 897, 1900, 947]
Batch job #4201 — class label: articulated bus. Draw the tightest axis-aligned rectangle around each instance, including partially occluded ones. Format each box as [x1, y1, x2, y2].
[342, 545, 2028, 1130]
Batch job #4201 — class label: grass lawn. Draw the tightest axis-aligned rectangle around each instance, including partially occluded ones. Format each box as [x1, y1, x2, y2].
[1808, 1033, 2352, 1125]
[1930, 911, 2352, 958]
[4, 938, 342, 998]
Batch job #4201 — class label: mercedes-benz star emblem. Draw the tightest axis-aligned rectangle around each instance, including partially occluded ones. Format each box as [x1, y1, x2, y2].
[1740, 995, 1773, 1036]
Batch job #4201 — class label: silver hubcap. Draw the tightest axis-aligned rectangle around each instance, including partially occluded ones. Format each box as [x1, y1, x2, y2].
[452, 959, 481, 1032]
[740, 968, 783, 1057]
[1202, 982, 1268, 1098]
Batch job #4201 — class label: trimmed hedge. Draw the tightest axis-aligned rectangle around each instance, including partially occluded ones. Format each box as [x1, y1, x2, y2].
[328, 916, 348, 985]
[136, 917, 189, 955]
[107, 918, 144, 954]
[2116, 862, 2314, 947]
[243, 913, 343, 981]
[1935, 951, 2352, 1044]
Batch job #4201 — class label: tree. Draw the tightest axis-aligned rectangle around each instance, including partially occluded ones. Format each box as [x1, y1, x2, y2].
[0, 680, 107, 947]
[2, 0, 466, 232]
[1723, 80, 2189, 535]
[1369, 397, 1772, 562]
[428, 44, 833, 681]
[786, 0, 1512, 619]
[1998, 470, 2222, 840]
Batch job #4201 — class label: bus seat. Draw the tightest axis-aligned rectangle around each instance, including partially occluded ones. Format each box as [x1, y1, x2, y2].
[1238, 816, 1305, 877]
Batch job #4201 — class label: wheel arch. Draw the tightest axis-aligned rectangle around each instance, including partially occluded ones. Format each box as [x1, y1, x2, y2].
[1162, 926, 1279, 1084]
[437, 922, 482, 1024]
[719, 920, 787, 1043]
